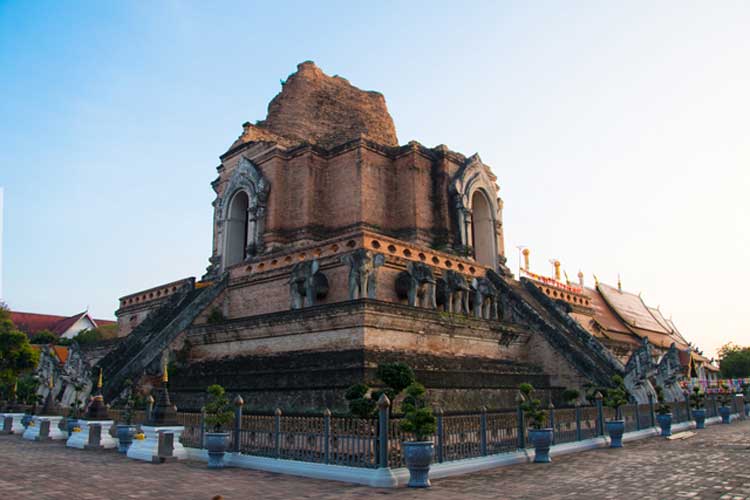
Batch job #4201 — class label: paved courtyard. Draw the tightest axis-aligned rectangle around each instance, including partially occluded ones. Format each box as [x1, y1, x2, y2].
[1, 420, 749, 500]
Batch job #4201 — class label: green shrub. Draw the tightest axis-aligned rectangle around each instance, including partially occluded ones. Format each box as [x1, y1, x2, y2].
[204, 384, 234, 432]
[604, 375, 629, 417]
[345, 383, 376, 418]
[399, 383, 436, 441]
[689, 387, 705, 410]
[561, 388, 580, 406]
[519, 383, 547, 429]
[655, 386, 671, 415]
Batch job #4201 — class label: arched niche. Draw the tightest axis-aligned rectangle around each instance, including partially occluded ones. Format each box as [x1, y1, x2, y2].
[224, 190, 250, 267]
[210, 156, 270, 272]
[450, 154, 503, 270]
[471, 189, 495, 268]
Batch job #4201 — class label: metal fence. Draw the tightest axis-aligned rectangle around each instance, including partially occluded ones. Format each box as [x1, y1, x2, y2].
[99, 393, 746, 469]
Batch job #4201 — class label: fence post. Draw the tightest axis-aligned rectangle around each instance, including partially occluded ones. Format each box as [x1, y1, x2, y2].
[516, 393, 526, 449]
[648, 393, 656, 428]
[233, 395, 244, 453]
[480, 406, 488, 456]
[146, 395, 155, 423]
[199, 406, 206, 449]
[634, 402, 641, 431]
[575, 402, 582, 441]
[595, 392, 604, 437]
[712, 395, 719, 418]
[548, 403, 555, 445]
[274, 408, 282, 459]
[683, 391, 692, 421]
[436, 407, 444, 463]
[377, 394, 390, 469]
[323, 408, 331, 465]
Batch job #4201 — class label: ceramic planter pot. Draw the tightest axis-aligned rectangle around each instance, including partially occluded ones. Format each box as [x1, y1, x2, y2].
[403, 440, 435, 488]
[116, 425, 137, 453]
[206, 432, 230, 469]
[719, 406, 731, 424]
[606, 419, 625, 448]
[692, 409, 706, 429]
[657, 413, 672, 437]
[529, 428, 553, 463]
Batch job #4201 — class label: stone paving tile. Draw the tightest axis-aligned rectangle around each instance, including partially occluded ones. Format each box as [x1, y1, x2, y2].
[1, 420, 749, 499]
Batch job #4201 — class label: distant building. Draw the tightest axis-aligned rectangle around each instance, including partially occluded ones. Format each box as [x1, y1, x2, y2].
[11, 310, 116, 339]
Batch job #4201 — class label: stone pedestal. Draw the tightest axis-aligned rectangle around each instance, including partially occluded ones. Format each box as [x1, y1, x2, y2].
[66, 420, 117, 450]
[126, 425, 186, 463]
[1, 413, 26, 435]
[22, 416, 66, 441]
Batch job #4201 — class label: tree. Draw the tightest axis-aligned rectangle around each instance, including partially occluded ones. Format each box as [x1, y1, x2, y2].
[718, 343, 750, 378]
[0, 304, 40, 387]
[30, 330, 57, 345]
[71, 328, 103, 345]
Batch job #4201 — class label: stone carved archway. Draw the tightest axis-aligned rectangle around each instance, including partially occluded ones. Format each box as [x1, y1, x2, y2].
[212, 156, 270, 271]
[450, 154, 503, 270]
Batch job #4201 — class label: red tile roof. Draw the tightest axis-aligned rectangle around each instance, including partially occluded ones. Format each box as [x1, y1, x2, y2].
[11, 311, 114, 337]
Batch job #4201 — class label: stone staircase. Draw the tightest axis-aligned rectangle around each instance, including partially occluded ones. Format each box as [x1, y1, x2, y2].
[486, 270, 624, 387]
[98, 274, 228, 402]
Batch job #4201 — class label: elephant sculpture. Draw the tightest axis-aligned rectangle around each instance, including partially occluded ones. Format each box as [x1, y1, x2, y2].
[471, 277, 499, 320]
[341, 249, 385, 300]
[438, 270, 471, 314]
[395, 262, 437, 309]
[289, 260, 329, 309]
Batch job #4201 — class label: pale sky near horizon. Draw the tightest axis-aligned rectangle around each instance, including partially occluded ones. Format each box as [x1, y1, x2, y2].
[1, 1, 748, 357]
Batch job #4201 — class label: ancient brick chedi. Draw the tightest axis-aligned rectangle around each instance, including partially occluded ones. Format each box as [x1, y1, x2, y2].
[104, 61, 697, 412]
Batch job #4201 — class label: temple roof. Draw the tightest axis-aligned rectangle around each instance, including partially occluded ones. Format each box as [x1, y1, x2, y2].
[11, 310, 115, 337]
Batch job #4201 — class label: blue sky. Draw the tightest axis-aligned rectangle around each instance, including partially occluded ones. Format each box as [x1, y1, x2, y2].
[1, 1, 748, 356]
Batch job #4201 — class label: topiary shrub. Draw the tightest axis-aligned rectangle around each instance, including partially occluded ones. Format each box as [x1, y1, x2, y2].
[345, 383, 376, 418]
[204, 384, 234, 432]
[519, 383, 547, 429]
[399, 383, 436, 441]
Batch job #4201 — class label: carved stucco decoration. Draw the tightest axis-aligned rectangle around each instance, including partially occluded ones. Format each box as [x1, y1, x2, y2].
[210, 156, 270, 274]
[395, 262, 437, 309]
[289, 260, 329, 309]
[623, 337, 658, 404]
[437, 270, 471, 314]
[471, 276, 500, 320]
[341, 249, 385, 300]
[449, 154, 502, 261]
[656, 343, 686, 401]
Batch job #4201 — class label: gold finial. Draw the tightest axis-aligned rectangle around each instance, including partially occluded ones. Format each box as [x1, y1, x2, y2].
[553, 260, 561, 281]
[593, 274, 599, 286]
[563, 270, 570, 285]
[577, 270, 584, 287]
[97, 368, 103, 389]
[162, 358, 168, 383]
[522, 248, 530, 271]
[617, 274, 622, 292]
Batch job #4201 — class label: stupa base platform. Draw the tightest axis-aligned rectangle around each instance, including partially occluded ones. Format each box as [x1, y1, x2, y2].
[66, 420, 117, 450]
[22, 416, 66, 441]
[1, 413, 26, 435]
[126, 425, 187, 463]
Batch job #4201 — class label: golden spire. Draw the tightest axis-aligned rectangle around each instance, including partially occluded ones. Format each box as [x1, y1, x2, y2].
[553, 260, 561, 281]
[577, 270, 584, 287]
[522, 248, 530, 271]
[97, 368, 103, 389]
[162, 358, 169, 383]
[563, 270, 570, 285]
[617, 274, 622, 292]
[593, 274, 599, 286]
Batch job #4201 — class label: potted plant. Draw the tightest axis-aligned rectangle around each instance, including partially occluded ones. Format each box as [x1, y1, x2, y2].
[204, 384, 234, 469]
[519, 383, 552, 463]
[655, 386, 672, 437]
[717, 386, 732, 424]
[116, 386, 137, 454]
[603, 375, 628, 448]
[689, 387, 706, 429]
[399, 383, 437, 488]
